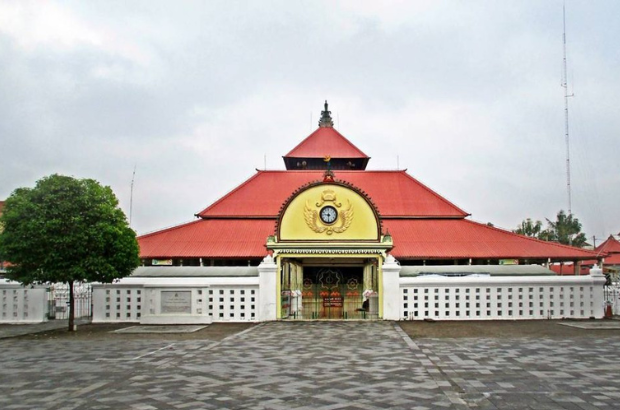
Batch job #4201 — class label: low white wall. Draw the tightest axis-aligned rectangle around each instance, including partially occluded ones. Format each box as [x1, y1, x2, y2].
[92, 276, 260, 323]
[400, 274, 606, 321]
[0, 283, 49, 323]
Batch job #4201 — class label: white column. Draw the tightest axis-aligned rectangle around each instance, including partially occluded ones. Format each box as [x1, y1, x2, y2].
[258, 254, 278, 321]
[590, 264, 607, 318]
[382, 254, 401, 320]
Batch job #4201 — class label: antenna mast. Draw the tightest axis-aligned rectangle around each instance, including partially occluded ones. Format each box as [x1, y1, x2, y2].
[562, 4, 574, 215]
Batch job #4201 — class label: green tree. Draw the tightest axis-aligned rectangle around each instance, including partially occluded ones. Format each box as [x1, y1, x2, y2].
[0, 174, 139, 331]
[514, 218, 544, 237]
[545, 210, 589, 247]
[514, 211, 589, 247]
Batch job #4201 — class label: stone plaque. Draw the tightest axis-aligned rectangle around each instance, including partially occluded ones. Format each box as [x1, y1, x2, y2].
[161, 291, 191, 314]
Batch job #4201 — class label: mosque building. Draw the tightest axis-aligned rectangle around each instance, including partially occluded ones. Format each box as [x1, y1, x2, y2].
[132, 102, 601, 321]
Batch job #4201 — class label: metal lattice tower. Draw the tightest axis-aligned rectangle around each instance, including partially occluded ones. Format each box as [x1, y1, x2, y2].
[562, 4, 574, 215]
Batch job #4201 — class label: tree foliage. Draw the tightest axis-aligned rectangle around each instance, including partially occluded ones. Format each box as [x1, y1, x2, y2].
[0, 174, 139, 330]
[545, 210, 589, 247]
[514, 210, 589, 247]
[514, 218, 545, 238]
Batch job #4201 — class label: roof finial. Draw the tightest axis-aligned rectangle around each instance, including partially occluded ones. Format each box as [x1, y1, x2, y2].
[318, 100, 334, 128]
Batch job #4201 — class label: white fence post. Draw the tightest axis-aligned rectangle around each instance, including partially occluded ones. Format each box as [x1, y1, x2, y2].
[258, 255, 277, 321]
[382, 255, 401, 320]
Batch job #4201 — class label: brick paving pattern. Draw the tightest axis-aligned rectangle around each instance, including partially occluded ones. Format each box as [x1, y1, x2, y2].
[0, 319, 90, 339]
[0, 321, 619, 409]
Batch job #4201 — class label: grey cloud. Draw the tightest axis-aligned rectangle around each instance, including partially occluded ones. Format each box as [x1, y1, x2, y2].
[1, 0, 619, 239]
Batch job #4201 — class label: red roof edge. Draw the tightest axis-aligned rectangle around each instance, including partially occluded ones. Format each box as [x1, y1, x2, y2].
[401, 171, 469, 217]
[138, 219, 203, 239]
[196, 171, 263, 217]
[466, 219, 601, 259]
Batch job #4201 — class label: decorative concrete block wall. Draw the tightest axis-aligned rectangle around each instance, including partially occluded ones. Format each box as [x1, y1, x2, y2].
[93, 285, 144, 322]
[206, 286, 259, 322]
[92, 275, 260, 324]
[400, 274, 606, 321]
[0, 284, 49, 323]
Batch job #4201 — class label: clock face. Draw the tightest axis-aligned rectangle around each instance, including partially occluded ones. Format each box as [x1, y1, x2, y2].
[320, 206, 338, 224]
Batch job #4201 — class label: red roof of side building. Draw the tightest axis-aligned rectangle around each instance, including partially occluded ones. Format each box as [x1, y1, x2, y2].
[595, 235, 620, 265]
[384, 219, 599, 260]
[284, 127, 369, 159]
[573, 236, 620, 267]
[198, 170, 468, 218]
[549, 264, 591, 275]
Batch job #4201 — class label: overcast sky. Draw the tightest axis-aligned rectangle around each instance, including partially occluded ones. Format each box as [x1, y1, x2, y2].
[1, 0, 619, 243]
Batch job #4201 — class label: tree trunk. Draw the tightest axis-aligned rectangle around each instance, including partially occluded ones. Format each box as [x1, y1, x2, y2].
[68, 280, 75, 332]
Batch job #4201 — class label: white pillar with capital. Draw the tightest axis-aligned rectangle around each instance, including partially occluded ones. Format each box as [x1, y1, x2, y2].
[382, 254, 401, 320]
[258, 254, 278, 321]
[589, 264, 608, 318]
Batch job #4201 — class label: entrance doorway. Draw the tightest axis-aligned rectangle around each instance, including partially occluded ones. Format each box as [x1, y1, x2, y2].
[302, 267, 363, 319]
[280, 260, 379, 320]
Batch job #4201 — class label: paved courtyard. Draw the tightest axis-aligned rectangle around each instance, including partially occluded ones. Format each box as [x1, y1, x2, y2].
[1, 321, 619, 409]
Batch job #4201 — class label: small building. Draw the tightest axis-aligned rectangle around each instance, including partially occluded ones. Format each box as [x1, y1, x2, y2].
[551, 235, 619, 277]
[594, 235, 620, 274]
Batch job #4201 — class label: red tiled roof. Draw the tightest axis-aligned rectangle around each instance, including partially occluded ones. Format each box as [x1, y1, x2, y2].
[284, 127, 369, 159]
[138, 217, 598, 260]
[595, 235, 620, 265]
[549, 264, 591, 275]
[139, 219, 275, 259]
[604, 255, 620, 265]
[384, 219, 599, 260]
[198, 170, 468, 218]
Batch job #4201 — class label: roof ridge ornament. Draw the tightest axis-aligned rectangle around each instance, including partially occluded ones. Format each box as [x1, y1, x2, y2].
[318, 100, 334, 128]
[323, 155, 334, 182]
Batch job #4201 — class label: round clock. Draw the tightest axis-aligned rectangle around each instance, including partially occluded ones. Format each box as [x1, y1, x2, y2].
[320, 206, 338, 225]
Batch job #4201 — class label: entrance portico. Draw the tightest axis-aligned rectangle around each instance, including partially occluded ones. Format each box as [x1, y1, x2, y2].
[278, 256, 379, 320]
[267, 177, 393, 320]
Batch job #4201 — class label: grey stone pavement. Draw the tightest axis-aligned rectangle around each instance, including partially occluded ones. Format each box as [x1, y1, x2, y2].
[0, 319, 91, 339]
[1, 321, 619, 410]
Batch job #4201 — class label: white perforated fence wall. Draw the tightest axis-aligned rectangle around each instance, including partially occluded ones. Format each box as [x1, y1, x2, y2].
[208, 287, 258, 321]
[95, 286, 144, 322]
[0, 285, 48, 323]
[92, 280, 260, 323]
[400, 275, 606, 321]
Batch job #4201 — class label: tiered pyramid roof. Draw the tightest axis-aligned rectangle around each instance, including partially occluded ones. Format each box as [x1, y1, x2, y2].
[138, 103, 599, 262]
[197, 170, 467, 218]
[284, 127, 369, 160]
